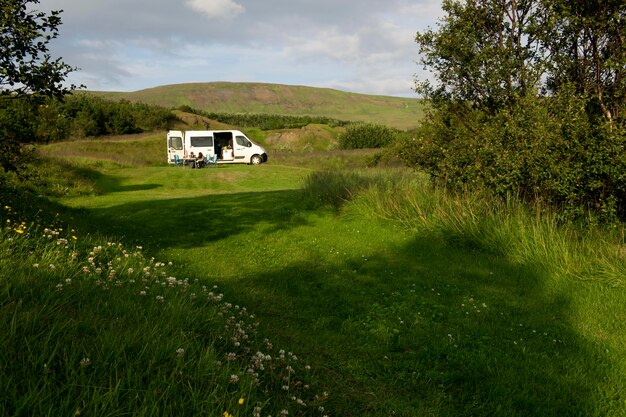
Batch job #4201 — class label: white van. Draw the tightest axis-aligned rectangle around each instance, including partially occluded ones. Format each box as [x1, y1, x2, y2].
[167, 130, 268, 165]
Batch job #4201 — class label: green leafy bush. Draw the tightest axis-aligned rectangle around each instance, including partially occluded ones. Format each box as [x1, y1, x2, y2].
[0, 98, 38, 171]
[25, 95, 179, 142]
[181, 106, 351, 130]
[337, 123, 398, 149]
[397, 94, 626, 223]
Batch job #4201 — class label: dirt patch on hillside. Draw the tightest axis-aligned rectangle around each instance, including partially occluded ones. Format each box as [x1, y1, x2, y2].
[264, 124, 341, 151]
[251, 86, 282, 104]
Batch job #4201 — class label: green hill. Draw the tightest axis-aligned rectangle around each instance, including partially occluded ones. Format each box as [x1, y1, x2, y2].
[92, 82, 425, 130]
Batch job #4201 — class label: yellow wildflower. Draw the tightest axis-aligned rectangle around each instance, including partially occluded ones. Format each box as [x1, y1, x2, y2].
[238, 397, 245, 405]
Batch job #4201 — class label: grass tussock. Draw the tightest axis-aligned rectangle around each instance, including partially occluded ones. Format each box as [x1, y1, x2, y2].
[302, 169, 626, 287]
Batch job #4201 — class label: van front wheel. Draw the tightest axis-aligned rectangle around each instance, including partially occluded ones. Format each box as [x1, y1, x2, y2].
[250, 155, 263, 165]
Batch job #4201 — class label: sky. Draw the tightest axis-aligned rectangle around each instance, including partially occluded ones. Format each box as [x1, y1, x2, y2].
[40, 0, 444, 97]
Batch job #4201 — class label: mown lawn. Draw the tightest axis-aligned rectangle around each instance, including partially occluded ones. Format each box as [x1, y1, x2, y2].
[43, 161, 626, 416]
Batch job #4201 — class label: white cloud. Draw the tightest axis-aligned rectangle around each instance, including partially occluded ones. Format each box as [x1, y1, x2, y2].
[44, 0, 443, 96]
[329, 77, 416, 97]
[398, 0, 446, 28]
[284, 29, 360, 62]
[185, 0, 245, 19]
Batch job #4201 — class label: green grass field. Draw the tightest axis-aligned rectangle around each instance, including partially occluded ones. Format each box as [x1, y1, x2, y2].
[2, 140, 626, 416]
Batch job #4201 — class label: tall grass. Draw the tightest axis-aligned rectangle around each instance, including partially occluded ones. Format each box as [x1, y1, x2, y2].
[0, 190, 330, 417]
[37, 131, 165, 167]
[302, 169, 626, 287]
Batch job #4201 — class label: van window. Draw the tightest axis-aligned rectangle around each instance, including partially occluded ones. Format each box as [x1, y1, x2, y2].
[169, 136, 183, 150]
[190, 136, 214, 147]
[236, 136, 251, 147]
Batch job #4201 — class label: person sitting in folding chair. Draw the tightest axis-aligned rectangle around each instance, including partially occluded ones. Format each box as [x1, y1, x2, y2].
[196, 152, 205, 168]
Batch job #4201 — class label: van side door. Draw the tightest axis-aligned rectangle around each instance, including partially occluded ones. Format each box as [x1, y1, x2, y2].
[167, 131, 185, 163]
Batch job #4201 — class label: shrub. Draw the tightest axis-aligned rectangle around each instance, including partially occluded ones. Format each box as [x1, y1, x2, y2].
[186, 108, 351, 130]
[29, 95, 179, 141]
[397, 95, 626, 223]
[337, 123, 398, 149]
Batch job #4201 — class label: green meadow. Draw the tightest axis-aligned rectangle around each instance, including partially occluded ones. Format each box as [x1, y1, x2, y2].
[2, 132, 626, 416]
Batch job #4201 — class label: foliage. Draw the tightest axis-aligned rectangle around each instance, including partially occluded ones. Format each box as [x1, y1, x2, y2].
[398, 94, 626, 223]
[53, 95, 177, 139]
[181, 106, 351, 130]
[414, 0, 544, 113]
[0, 98, 38, 172]
[0, 0, 79, 172]
[539, 0, 626, 125]
[0, 95, 178, 144]
[337, 123, 398, 149]
[406, 0, 626, 222]
[0, 0, 78, 99]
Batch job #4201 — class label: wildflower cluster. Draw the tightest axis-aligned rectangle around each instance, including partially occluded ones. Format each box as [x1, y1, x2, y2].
[3, 205, 28, 236]
[77, 242, 181, 296]
[207, 290, 330, 416]
[1, 204, 79, 276]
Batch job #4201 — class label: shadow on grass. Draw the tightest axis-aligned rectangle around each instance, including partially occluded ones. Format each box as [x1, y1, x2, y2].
[70, 189, 308, 249]
[89, 170, 162, 194]
[32, 159, 162, 196]
[218, 238, 616, 417]
[60, 187, 619, 417]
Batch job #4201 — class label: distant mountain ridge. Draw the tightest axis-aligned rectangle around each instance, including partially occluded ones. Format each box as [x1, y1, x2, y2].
[92, 82, 424, 130]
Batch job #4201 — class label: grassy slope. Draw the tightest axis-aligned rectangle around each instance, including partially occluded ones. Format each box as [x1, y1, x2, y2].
[92, 82, 425, 130]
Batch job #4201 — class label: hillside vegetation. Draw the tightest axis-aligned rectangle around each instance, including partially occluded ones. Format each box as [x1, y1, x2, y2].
[91, 82, 425, 130]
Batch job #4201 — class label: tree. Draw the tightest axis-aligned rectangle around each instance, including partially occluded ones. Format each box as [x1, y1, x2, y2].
[539, 0, 626, 127]
[407, 0, 626, 222]
[415, 0, 625, 124]
[0, 0, 78, 172]
[415, 0, 545, 114]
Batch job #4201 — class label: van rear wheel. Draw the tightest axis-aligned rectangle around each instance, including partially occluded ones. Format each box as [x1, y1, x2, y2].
[250, 155, 262, 165]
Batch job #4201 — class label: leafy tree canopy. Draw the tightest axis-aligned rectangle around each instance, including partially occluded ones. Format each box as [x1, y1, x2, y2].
[1, 0, 78, 172]
[407, 0, 626, 223]
[1, 0, 77, 98]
